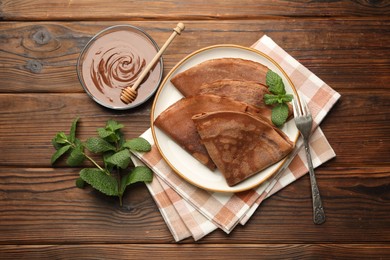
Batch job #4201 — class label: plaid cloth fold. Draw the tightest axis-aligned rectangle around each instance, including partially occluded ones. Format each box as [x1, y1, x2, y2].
[131, 35, 341, 242]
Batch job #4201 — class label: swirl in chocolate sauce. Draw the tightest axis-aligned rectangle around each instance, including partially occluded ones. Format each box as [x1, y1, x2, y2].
[91, 46, 146, 94]
[78, 26, 162, 109]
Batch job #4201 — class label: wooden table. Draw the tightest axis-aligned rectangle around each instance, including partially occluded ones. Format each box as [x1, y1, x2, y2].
[0, 1, 389, 259]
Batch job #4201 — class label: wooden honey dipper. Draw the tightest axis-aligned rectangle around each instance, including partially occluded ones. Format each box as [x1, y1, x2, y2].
[120, 22, 185, 104]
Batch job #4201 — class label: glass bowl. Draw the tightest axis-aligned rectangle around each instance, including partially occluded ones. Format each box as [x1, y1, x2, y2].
[77, 25, 163, 110]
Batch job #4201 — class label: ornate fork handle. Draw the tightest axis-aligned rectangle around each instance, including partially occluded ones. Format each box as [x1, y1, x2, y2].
[303, 138, 326, 224]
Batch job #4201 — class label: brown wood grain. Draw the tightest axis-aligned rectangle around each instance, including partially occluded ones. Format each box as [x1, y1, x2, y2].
[1, 0, 388, 21]
[0, 20, 389, 93]
[0, 167, 389, 244]
[0, 244, 389, 259]
[0, 93, 152, 167]
[0, 92, 389, 167]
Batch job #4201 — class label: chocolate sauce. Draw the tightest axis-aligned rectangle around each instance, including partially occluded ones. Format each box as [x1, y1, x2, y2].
[79, 26, 162, 109]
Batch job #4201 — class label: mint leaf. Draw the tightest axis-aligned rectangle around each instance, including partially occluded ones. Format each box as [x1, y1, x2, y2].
[266, 70, 285, 95]
[80, 168, 118, 196]
[97, 127, 113, 139]
[264, 94, 280, 105]
[120, 166, 153, 195]
[126, 166, 153, 184]
[66, 142, 85, 166]
[97, 120, 124, 143]
[69, 117, 79, 143]
[271, 103, 289, 127]
[53, 132, 68, 144]
[264, 93, 294, 105]
[123, 137, 151, 152]
[106, 119, 124, 131]
[102, 151, 115, 172]
[105, 149, 131, 169]
[51, 144, 71, 164]
[85, 137, 116, 153]
[75, 177, 85, 188]
[98, 128, 118, 143]
[52, 137, 64, 150]
[117, 131, 125, 148]
[281, 94, 293, 103]
[100, 129, 120, 143]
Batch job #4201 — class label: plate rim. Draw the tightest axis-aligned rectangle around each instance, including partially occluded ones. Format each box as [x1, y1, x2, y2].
[150, 44, 300, 193]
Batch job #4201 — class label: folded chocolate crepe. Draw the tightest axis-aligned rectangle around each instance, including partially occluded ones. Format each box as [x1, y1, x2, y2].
[171, 58, 269, 97]
[199, 80, 270, 108]
[199, 79, 272, 117]
[154, 94, 262, 170]
[199, 79, 293, 123]
[193, 111, 294, 186]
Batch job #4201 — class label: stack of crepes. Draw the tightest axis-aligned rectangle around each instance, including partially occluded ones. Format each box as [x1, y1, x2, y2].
[130, 35, 340, 242]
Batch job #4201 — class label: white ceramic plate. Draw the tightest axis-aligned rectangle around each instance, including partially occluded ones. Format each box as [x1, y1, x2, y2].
[151, 44, 299, 193]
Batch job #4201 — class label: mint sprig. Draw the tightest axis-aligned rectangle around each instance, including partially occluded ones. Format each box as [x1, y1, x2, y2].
[264, 70, 293, 127]
[51, 117, 153, 206]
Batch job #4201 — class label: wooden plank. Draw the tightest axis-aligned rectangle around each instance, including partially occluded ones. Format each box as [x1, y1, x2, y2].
[0, 93, 152, 167]
[0, 92, 389, 167]
[1, 0, 388, 21]
[0, 167, 174, 244]
[0, 167, 388, 244]
[0, 20, 388, 93]
[0, 244, 389, 259]
[246, 167, 390, 243]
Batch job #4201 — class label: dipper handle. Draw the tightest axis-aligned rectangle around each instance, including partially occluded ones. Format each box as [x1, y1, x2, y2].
[121, 22, 185, 104]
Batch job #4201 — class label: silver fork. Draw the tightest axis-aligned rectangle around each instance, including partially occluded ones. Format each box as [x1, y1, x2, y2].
[293, 96, 326, 224]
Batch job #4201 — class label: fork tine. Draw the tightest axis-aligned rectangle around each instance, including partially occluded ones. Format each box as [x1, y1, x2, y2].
[292, 97, 300, 117]
[301, 97, 310, 116]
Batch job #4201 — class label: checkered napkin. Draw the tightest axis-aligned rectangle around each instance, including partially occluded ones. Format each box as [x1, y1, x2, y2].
[130, 35, 341, 242]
